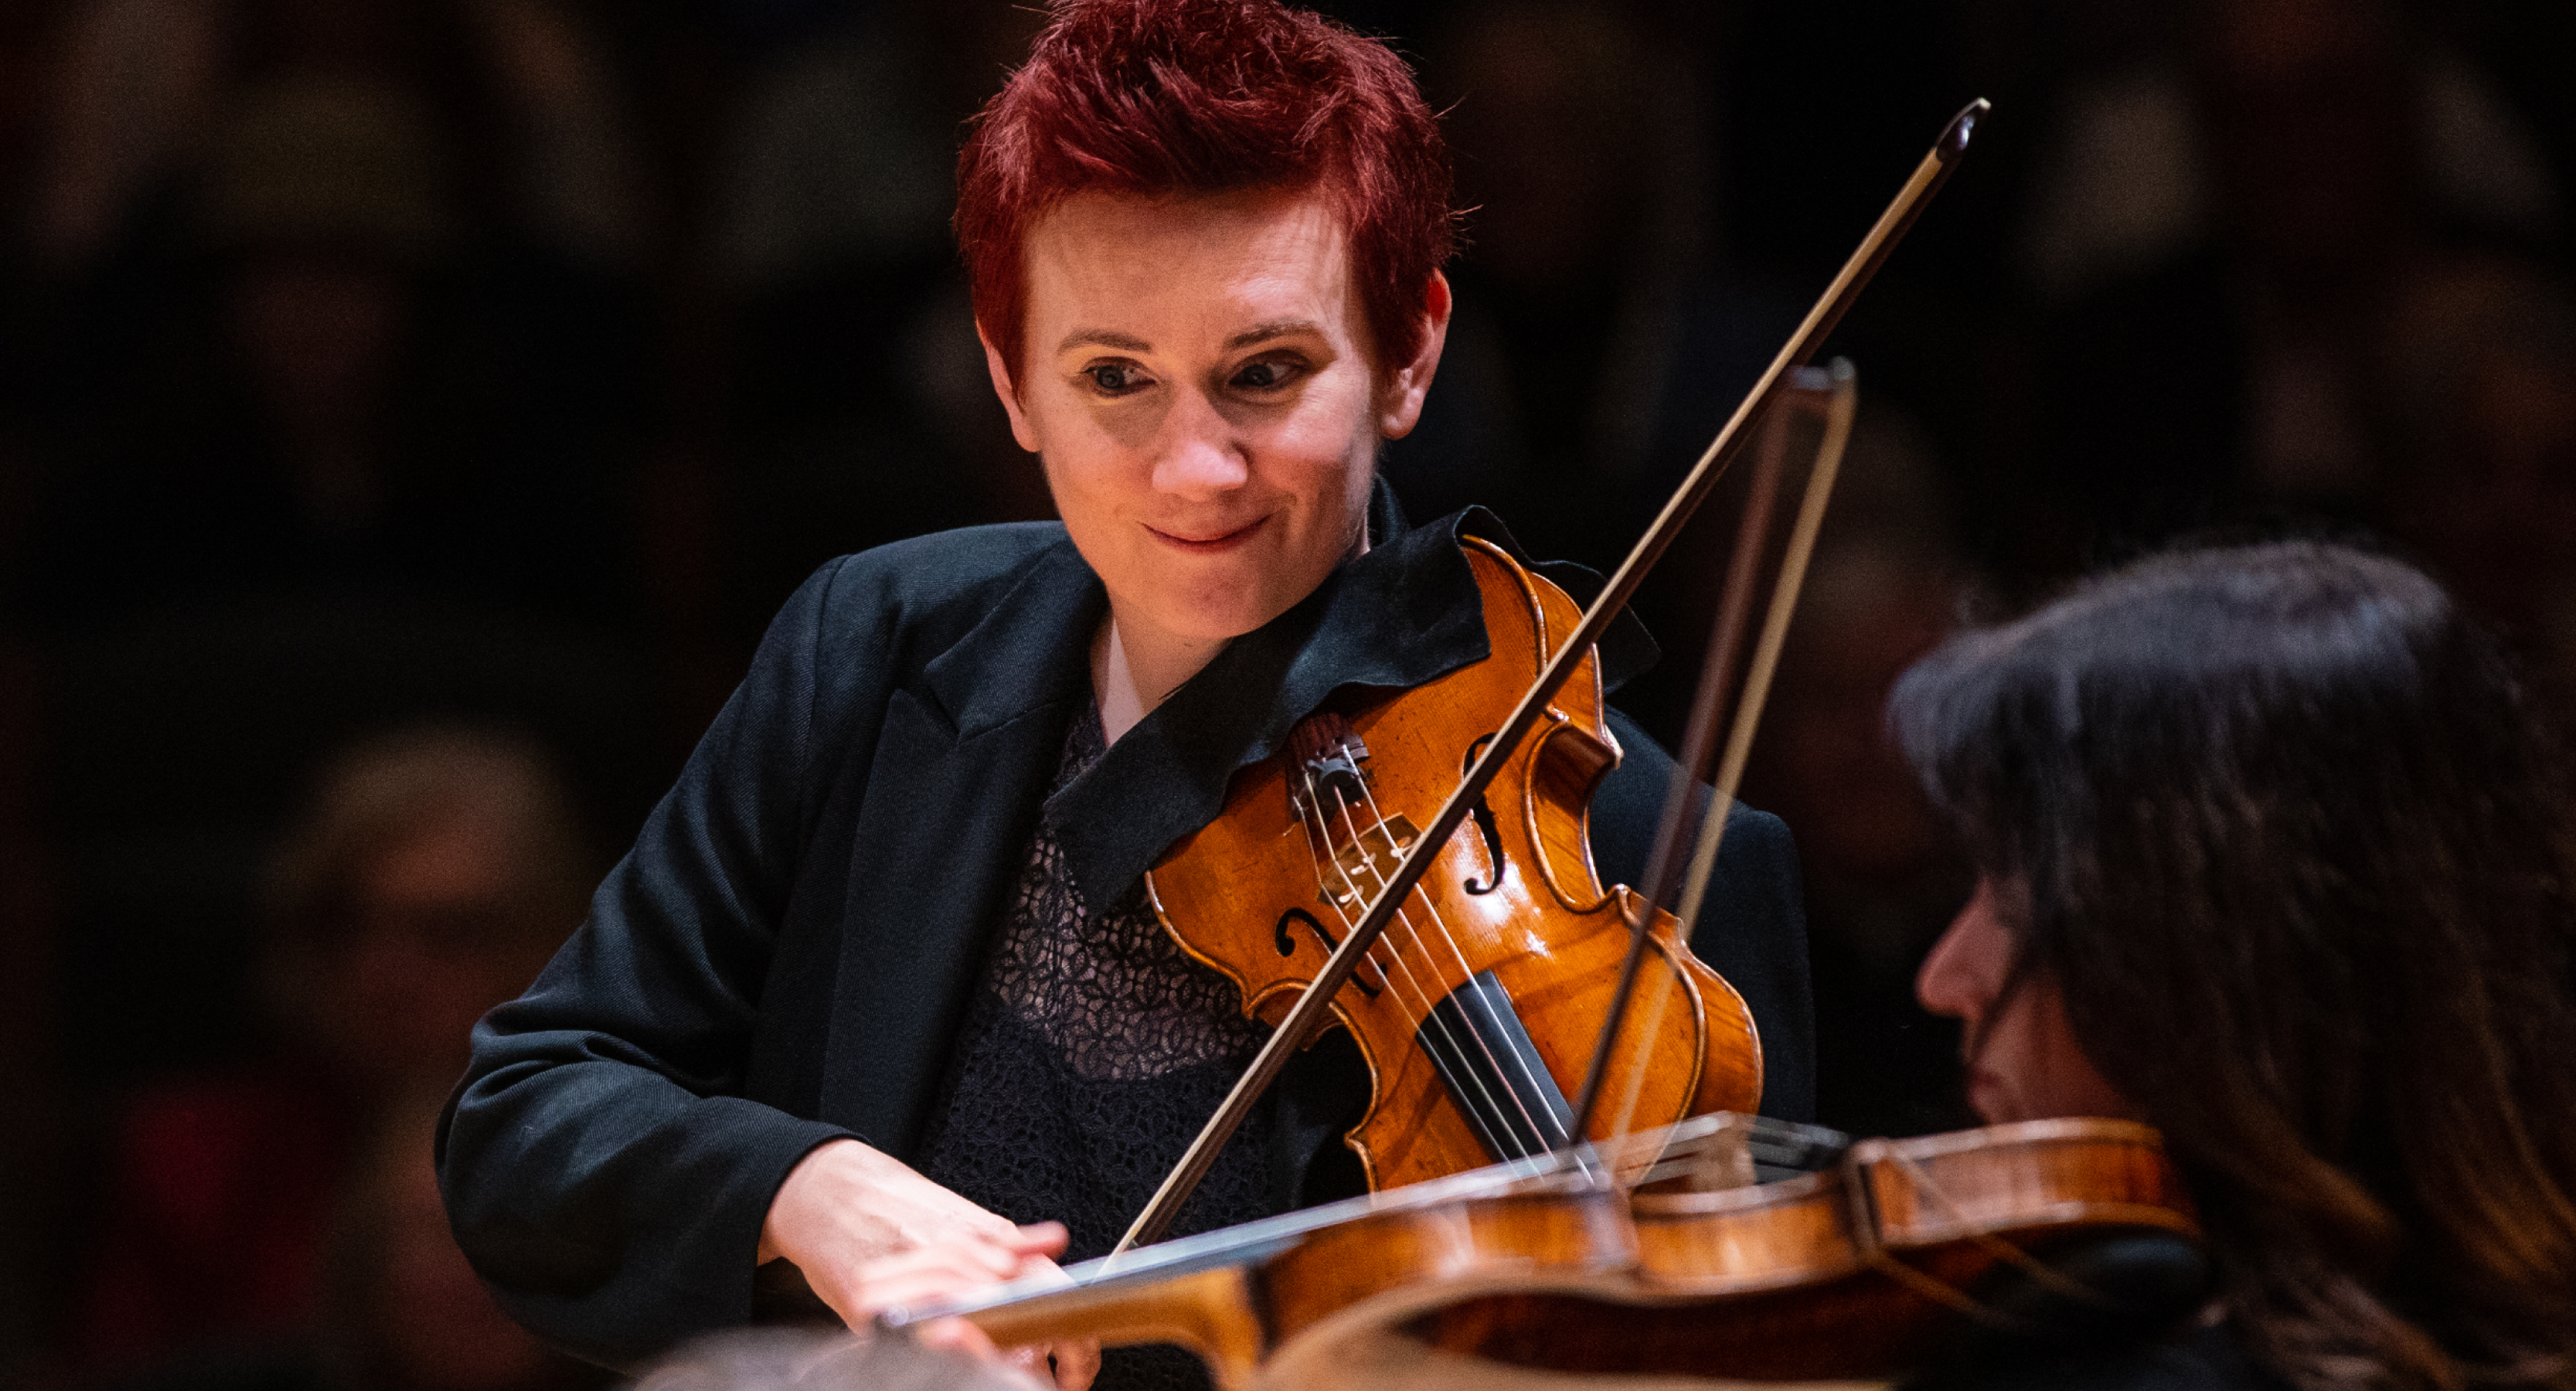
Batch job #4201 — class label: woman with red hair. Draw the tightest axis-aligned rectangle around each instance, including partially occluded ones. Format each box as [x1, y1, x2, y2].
[438, 5, 1815, 1388]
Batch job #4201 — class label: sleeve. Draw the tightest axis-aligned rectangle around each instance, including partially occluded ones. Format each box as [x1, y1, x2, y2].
[435, 558, 870, 1369]
[1592, 707, 1817, 1125]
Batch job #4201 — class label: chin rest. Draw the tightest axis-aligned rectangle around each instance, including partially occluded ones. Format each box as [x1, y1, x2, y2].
[1927, 1229, 2212, 1377]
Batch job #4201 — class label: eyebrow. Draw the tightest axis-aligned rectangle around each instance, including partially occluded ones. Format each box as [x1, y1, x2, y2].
[1223, 319, 1322, 350]
[1053, 320, 1325, 355]
[1057, 328, 1152, 354]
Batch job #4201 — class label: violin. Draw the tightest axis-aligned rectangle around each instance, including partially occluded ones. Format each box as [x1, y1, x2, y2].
[885, 1114, 2209, 1387]
[1145, 535, 1765, 1195]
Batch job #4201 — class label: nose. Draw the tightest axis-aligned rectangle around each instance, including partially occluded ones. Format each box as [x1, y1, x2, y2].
[1150, 386, 1251, 500]
[1915, 878, 1998, 1024]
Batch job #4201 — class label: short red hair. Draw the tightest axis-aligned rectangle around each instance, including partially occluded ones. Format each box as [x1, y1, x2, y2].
[956, 0, 1454, 383]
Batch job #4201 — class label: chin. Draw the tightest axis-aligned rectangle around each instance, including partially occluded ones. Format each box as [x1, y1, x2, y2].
[1164, 597, 1282, 644]
[1159, 571, 1305, 640]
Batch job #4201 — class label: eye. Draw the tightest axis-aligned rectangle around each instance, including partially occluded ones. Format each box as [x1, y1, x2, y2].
[1231, 357, 1304, 393]
[1082, 362, 1149, 396]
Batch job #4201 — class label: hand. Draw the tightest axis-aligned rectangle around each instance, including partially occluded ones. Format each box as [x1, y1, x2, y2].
[850, 1233, 1101, 1389]
[758, 1140, 1103, 1389]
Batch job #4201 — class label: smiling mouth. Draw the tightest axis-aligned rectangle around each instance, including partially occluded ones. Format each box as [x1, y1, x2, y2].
[1146, 517, 1268, 553]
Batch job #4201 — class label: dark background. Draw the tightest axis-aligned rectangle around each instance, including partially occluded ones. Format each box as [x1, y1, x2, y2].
[0, 1, 2569, 1387]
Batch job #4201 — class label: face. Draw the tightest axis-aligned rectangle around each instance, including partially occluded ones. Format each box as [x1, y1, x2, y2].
[984, 188, 1448, 651]
[319, 810, 552, 1084]
[1915, 877, 2141, 1125]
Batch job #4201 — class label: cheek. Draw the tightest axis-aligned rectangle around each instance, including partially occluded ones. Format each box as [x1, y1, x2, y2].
[1268, 394, 1380, 515]
[1036, 432, 1137, 533]
[1982, 985, 2139, 1123]
[2030, 992, 2140, 1120]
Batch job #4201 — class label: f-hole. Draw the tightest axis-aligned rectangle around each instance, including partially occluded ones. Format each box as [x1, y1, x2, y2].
[1460, 735, 1508, 895]
[1274, 907, 1382, 998]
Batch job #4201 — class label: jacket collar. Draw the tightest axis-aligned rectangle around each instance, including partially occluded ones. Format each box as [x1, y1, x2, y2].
[914, 478, 1659, 911]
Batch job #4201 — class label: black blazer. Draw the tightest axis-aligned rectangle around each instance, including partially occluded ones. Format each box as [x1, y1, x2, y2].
[437, 495, 1814, 1368]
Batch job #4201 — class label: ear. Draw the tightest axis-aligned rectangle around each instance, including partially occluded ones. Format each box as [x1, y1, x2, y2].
[1376, 270, 1453, 440]
[979, 321, 1043, 454]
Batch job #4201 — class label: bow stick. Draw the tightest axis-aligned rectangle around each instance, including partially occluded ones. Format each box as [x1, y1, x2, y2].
[1581, 360, 1860, 1149]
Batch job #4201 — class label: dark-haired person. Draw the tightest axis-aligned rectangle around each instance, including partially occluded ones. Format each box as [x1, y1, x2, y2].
[435, 3, 1815, 1388]
[1897, 541, 2576, 1391]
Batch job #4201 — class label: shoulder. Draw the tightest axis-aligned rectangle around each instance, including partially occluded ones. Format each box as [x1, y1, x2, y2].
[1592, 705, 1796, 866]
[798, 522, 1075, 641]
[754, 522, 1084, 698]
[716, 521, 1086, 777]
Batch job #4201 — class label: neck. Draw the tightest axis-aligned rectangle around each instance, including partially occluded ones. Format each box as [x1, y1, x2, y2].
[1092, 509, 1373, 743]
[1094, 612, 1229, 744]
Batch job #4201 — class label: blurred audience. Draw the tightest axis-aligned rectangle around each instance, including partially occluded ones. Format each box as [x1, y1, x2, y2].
[1734, 407, 1982, 1139]
[2028, 0, 2566, 556]
[0, 0, 2571, 1382]
[2375, 254, 2576, 717]
[1385, 0, 1798, 576]
[24, 0, 645, 280]
[104, 1083, 609, 1391]
[14, 0, 652, 633]
[72, 727, 591, 1376]
[706, 0, 1051, 641]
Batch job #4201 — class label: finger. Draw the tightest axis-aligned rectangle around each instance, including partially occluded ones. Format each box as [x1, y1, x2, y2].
[852, 1253, 1033, 1310]
[842, 1249, 1032, 1316]
[1007, 1221, 1070, 1257]
[1050, 1337, 1103, 1391]
[1012, 1253, 1080, 1289]
[847, 1270, 991, 1314]
[871, 1238, 1026, 1287]
[913, 1317, 999, 1361]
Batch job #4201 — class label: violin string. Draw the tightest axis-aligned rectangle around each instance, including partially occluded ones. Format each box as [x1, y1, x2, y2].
[1348, 775, 1569, 1148]
[1301, 773, 1536, 1163]
[1291, 767, 1434, 1019]
[1302, 761, 1543, 1161]
[1351, 777, 1484, 991]
[1288, 777, 1401, 1001]
[1316, 788, 1543, 1161]
[1296, 765, 1535, 1159]
[1328, 788, 1552, 1158]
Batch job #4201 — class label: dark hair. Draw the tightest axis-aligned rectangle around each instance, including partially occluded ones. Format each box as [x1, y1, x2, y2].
[955, 0, 1454, 381]
[1891, 541, 2576, 1390]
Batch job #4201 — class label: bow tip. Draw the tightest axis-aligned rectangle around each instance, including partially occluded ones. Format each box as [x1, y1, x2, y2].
[1938, 98, 1991, 162]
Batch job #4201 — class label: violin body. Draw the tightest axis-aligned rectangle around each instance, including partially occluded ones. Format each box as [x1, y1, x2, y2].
[925, 1117, 2204, 1388]
[1145, 537, 1764, 1191]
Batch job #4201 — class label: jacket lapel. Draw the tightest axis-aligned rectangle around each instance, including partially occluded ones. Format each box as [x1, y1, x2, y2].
[818, 540, 1105, 1155]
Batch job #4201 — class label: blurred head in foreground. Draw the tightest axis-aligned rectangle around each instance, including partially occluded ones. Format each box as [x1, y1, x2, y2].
[1897, 541, 2576, 1389]
[635, 1328, 1043, 1391]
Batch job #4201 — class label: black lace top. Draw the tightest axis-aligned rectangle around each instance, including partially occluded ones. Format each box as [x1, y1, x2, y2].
[914, 706, 1278, 1391]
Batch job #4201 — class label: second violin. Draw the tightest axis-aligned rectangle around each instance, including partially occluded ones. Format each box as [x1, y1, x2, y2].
[888, 1114, 2208, 1388]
